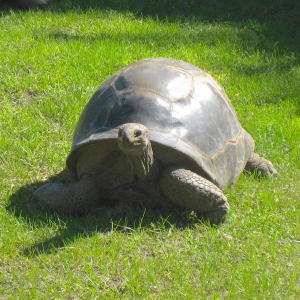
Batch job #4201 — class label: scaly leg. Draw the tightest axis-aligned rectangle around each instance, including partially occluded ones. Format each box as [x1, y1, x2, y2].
[34, 176, 103, 214]
[159, 166, 229, 225]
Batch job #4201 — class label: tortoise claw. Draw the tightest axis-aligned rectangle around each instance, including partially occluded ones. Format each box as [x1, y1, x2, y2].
[245, 153, 279, 177]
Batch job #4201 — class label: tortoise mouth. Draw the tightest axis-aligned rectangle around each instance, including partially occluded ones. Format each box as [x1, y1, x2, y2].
[117, 123, 150, 154]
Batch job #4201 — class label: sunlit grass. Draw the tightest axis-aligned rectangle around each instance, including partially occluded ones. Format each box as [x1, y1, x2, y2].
[0, 0, 299, 298]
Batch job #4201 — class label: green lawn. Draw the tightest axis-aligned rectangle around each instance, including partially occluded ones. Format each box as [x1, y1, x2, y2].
[0, 0, 299, 299]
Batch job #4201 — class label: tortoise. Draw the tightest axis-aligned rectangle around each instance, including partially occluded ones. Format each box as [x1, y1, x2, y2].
[34, 58, 278, 224]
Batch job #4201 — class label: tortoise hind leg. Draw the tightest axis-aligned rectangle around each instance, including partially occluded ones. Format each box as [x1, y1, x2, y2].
[245, 153, 278, 177]
[159, 166, 229, 225]
[34, 176, 102, 215]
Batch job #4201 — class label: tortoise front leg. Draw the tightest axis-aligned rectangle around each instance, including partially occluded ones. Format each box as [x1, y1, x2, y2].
[245, 153, 278, 177]
[159, 167, 229, 225]
[34, 176, 102, 215]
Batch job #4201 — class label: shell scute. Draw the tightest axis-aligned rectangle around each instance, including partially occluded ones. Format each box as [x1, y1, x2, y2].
[171, 95, 225, 158]
[113, 62, 192, 100]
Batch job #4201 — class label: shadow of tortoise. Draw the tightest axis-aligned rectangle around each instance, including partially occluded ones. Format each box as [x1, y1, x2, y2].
[7, 169, 205, 257]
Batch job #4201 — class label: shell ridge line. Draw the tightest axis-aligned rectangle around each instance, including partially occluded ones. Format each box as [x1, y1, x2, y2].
[141, 60, 190, 72]
[165, 65, 192, 76]
[202, 78, 241, 141]
[176, 136, 213, 161]
[172, 137, 216, 180]
[172, 76, 193, 102]
[209, 78, 238, 114]
[110, 69, 123, 86]
[189, 93, 227, 145]
[170, 101, 174, 132]
[142, 59, 204, 77]
[99, 85, 117, 129]
[210, 131, 244, 160]
[111, 65, 133, 87]
[115, 88, 173, 102]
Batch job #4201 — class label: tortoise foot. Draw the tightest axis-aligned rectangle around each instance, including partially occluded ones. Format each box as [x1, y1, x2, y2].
[34, 178, 101, 214]
[159, 167, 229, 225]
[245, 153, 278, 177]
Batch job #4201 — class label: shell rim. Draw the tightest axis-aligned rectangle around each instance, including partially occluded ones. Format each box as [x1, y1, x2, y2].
[66, 128, 214, 182]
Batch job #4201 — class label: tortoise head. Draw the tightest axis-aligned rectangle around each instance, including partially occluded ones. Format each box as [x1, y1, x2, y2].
[118, 123, 154, 182]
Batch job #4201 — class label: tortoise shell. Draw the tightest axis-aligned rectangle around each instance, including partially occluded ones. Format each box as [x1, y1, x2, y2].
[67, 58, 254, 189]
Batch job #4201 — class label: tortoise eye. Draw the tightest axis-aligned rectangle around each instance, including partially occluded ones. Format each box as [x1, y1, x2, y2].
[134, 129, 142, 138]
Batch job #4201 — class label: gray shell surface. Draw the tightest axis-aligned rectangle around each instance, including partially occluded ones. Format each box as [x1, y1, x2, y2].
[67, 58, 254, 189]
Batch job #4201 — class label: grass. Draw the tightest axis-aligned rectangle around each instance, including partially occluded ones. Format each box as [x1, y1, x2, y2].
[0, 0, 299, 298]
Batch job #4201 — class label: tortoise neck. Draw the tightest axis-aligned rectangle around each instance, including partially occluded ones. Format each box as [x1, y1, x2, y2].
[117, 123, 154, 182]
[127, 142, 154, 182]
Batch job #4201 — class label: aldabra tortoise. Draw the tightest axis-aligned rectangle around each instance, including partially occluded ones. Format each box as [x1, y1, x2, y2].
[34, 58, 278, 224]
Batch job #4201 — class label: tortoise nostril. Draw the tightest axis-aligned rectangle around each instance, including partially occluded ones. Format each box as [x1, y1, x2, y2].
[134, 129, 142, 138]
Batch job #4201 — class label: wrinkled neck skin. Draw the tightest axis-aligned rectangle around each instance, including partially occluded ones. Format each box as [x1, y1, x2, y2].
[126, 141, 154, 182]
[118, 123, 154, 183]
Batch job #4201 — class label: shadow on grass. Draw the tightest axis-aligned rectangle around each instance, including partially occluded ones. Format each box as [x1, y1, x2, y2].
[52, 0, 299, 54]
[7, 169, 204, 257]
[0, 0, 51, 11]
[1, 0, 299, 54]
